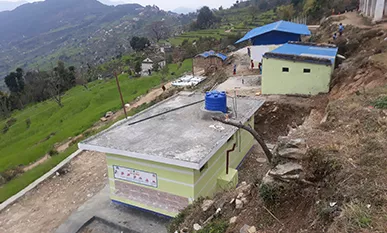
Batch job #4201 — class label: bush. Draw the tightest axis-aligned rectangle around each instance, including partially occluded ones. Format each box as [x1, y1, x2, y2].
[259, 183, 281, 205]
[373, 96, 387, 109]
[49, 148, 59, 156]
[26, 118, 31, 129]
[197, 220, 228, 233]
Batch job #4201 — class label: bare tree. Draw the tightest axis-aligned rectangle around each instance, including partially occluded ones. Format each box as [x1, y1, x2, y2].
[148, 21, 170, 42]
[46, 67, 64, 108]
[213, 116, 273, 163]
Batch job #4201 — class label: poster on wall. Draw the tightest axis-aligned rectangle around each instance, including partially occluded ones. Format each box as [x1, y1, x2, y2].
[113, 165, 158, 188]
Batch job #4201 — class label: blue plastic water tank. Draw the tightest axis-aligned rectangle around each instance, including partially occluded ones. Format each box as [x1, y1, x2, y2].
[205, 91, 227, 113]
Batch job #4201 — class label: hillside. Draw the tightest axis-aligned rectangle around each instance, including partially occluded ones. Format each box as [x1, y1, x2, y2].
[0, 0, 27, 12]
[0, 0, 192, 84]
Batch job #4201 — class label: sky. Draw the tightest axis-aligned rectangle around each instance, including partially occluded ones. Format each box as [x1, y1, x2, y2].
[5, 0, 237, 11]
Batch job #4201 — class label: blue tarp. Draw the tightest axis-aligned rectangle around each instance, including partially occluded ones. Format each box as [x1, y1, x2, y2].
[196, 50, 228, 61]
[265, 43, 339, 64]
[235, 21, 311, 45]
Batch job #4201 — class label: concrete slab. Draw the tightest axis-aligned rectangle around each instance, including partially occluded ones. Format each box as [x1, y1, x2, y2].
[79, 93, 264, 170]
[216, 75, 261, 97]
[56, 185, 169, 233]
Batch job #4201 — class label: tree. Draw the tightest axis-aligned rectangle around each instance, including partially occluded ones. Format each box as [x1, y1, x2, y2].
[277, 4, 295, 20]
[134, 61, 142, 74]
[213, 116, 273, 163]
[0, 91, 10, 119]
[196, 6, 219, 29]
[248, 4, 259, 21]
[148, 21, 170, 42]
[5, 68, 25, 93]
[160, 65, 169, 83]
[130, 36, 150, 51]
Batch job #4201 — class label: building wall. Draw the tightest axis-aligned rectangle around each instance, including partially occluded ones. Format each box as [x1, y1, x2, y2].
[252, 31, 301, 46]
[249, 45, 280, 69]
[262, 58, 333, 95]
[106, 117, 255, 217]
[141, 63, 153, 76]
[106, 153, 195, 217]
[193, 116, 255, 198]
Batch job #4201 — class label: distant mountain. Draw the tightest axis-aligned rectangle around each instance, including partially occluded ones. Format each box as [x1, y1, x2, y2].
[98, 0, 126, 6]
[0, 0, 193, 82]
[0, 0, 27, 12]
[172, 6, 197, 14]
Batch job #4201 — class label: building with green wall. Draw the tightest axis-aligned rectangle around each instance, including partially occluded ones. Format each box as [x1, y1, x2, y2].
[262, 42, 338, 95]
[79, 92, 264, 217]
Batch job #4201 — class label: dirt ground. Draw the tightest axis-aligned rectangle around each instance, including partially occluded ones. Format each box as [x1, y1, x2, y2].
[0, 151, 107, 233]
[0, 82, 177, 233]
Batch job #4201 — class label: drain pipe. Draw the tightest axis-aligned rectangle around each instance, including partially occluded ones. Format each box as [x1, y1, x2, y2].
[226, 143, 236, 175]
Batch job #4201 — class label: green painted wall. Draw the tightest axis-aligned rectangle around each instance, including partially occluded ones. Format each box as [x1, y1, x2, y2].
[262, 58, 333, 95]
[105, 116, 255, 216]
[193, 116, 255, 199]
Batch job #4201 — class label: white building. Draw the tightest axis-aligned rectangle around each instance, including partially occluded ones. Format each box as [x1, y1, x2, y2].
[141, 57, 166, 76]
[359, 0, 387, 22]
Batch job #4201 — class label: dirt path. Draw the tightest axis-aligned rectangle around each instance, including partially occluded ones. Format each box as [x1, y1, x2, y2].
[332, 11, 387, 29]
[0, 151, 107, 233]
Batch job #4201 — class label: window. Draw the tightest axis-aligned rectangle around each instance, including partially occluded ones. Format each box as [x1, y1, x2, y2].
[200, 163, 208, 173]
[282, 67, 289, 72]
[304, 68, 311, 73]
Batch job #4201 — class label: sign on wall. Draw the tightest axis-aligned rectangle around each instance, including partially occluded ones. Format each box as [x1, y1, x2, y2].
[113, 165, 158, 188]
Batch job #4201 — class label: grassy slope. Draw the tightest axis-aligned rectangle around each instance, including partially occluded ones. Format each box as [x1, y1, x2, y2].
[0, 59, 192, 173]
[0, 59, 192, 203]
[166, 10, 277, 46]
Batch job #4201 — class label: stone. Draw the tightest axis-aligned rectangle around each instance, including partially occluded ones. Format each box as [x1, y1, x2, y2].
[201, 199, 214, 212]
[193, 223, 202, 231]
[230, 216, 238, 224]
[269, 162, 303, 177]
[235, 199, 243, 209]
[277, 147, 308, 160]
[236, 183, 252, 194]
[230, 198, 235, 204]
[124, 104, 131, 109]
[241, 197, 248, 204]
[105, 111, 114, 118]
[262, 172, 275, 185]
[100, 117, 107, 122]
[247, 226, 257, 233]
[240, 224, 251, 233]
[237, 193, 244, 199]
[56, 172, 60, 176]
[180, 227, 188, 233]
[256, 158, 267, 163]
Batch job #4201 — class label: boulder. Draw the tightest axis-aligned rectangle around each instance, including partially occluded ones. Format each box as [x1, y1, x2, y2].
[193, 223, 202, 231]
[230, 216, 238, 224]
[201, 199, 214, 212]
[105, 111, 114, 118]
[100, 117, 108, 122]
[275, 137, 308, 160]
[277, 147, 308, 160]
[247, 226, 257, 233]
[235, 199, 243, 209]
[269, 162, 303, 177]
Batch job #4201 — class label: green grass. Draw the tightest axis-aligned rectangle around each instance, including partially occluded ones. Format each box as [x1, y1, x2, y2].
[0, 144, 78, 203]
[0, 59, 192, 203]
[0, 59, 192, 174]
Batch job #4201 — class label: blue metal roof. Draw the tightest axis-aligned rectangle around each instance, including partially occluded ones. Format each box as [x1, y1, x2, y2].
[267, 43, 338, 64]
[197, 50, 228, 61]
[235, 21, 311, 44]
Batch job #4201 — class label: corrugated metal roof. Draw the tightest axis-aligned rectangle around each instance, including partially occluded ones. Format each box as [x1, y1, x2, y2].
[263, 42, 338, 65]
[235, 21, 311, 44]
[196, 50, 228, 61]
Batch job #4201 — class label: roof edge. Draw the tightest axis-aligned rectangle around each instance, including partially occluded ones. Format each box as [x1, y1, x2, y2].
[78, 143, 202, 170]
[263, 52, 333, 66]
[288, 41, 338, 48]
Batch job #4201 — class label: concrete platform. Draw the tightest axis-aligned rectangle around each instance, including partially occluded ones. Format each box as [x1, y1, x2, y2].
[216, 75, 261, 97]
[56, 185, 169, 233]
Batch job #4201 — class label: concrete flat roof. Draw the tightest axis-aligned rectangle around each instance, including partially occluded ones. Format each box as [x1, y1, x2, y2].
[79, 92, 264, 170]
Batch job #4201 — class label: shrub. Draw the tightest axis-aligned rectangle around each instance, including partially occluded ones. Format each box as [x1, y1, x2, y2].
[198, 220, 228, 233]
[373, 96, 387, 109]
[49, 148, 59, 156]
[259, 183, 281, 205]
[26, 118, 31, 129]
